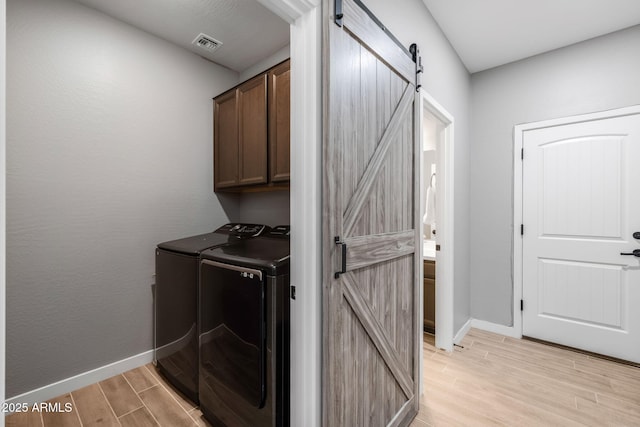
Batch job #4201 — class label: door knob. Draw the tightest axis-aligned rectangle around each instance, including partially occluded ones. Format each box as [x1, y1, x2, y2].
[634, 232, 640, 239]
[620, 249, 640, 257]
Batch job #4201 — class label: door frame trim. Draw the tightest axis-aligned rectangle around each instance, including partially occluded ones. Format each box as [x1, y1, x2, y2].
[513, 104, 640, 338]
[247, 1, 323, 426]
[418, 89, 455, 353]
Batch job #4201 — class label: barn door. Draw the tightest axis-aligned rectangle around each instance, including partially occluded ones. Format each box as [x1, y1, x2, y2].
[322, 0, 420, 425]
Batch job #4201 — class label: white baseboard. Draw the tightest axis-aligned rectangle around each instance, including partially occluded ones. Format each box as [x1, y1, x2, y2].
[6, 350, 154, 406]
[471, 318, 521, 338]
[453, 318, 472, 345]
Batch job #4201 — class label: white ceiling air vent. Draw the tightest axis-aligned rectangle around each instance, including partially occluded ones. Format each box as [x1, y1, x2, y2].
[192, 33, 223, 53]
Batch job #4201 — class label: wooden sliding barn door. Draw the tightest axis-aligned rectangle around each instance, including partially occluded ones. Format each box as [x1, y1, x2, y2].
[322, 0, 420, 426]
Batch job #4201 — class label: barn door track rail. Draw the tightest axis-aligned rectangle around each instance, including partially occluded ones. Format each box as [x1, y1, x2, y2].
[334, 0, 416, 63]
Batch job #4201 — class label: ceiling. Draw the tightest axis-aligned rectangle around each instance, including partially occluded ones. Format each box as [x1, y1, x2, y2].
[72, 0, 640, 75]
[73, 0, 290, 73]
[422, 0, 640, 73]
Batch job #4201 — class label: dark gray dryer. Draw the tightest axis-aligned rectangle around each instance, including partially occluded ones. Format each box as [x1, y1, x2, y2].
[198, 225, 290, 427]
[154, 223, 268, 403]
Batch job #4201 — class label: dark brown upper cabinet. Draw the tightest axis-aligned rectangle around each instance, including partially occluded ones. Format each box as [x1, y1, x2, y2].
[238, 74, 268, 186]
[213, 59, 290, 192]
[268, 60, 291, 183]
[214, 89, 239, 189]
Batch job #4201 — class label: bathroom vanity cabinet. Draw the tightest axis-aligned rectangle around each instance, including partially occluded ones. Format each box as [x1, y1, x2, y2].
[423, 259, 436, 333]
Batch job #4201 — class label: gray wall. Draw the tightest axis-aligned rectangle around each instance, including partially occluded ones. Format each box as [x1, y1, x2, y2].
[470, 25, 640, 326]
[6, 0, 239, 397]
[0, 0, 6, 413]
[235, 192, 290, 226]
[366, 0, 472, 333]
[216, 191, 290, 227]
[238, 45, 290, 82]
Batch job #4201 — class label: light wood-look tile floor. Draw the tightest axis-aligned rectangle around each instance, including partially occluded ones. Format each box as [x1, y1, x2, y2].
[410, 329, 640, 427]
[6, 364, 211, 427]
[6, 328, 640, 426]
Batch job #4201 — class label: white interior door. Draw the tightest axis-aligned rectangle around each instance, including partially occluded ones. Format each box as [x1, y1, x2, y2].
[522, 111, 640, 363]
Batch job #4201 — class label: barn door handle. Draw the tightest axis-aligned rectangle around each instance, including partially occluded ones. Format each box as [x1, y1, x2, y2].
[334, 236, 347, 278]
[620, 249, 640, 257]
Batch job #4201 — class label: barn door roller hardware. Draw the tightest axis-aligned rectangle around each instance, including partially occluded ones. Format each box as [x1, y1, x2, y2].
[334, 0, 344, 27]
[410, 43, 423, 91]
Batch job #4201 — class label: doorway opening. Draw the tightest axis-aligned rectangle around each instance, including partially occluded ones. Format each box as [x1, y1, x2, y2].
[418, 90, 455, 355]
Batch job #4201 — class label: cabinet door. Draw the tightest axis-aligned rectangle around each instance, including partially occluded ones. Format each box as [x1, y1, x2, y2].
[238, 74, 268, 186]
[214, 89, 239, 189]
[268, 60, 290, 182]
[423, 278, 436, 331]
[423, 260, 436, 332]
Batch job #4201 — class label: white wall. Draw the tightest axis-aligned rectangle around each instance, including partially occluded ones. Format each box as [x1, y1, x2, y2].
[6, 0, 239, 397]
[470, 25, 640, 326]
[365, 0, 472, 333]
